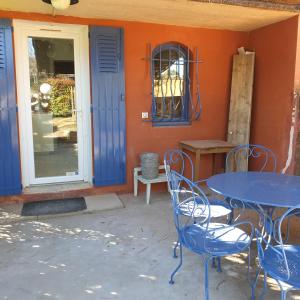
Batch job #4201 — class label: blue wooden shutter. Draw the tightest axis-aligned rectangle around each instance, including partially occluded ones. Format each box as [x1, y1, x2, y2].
[90, 26, 126, 186]
[0, 19, 22, 195]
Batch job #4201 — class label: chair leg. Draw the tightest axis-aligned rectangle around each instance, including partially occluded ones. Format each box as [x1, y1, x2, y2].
[173, 240, 179, 258]
[169, 244, 183, 284]
[217, 257, 222, 273]
[251, 267, 261, 300]
[281, 291, 287, 300]
[225, 197, 235, 225]
[247, 247, 251, 283]
[204, 256, 212, 300]
[211, 258, 216, 269]
[276, 280, 289, 300]
[283, 217, 291, 243]
[146, 183, 151, 205]
[211, 257, 222, 272]
[228, 209, 234, 225]
[134, 173, 138, 197]
[259, 271, 268, 300]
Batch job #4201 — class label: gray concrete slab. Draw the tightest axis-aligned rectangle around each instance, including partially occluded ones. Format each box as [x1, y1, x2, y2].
[0, 194, 124, 224]
[0, 203, 26, 224]
[0, 192, 297, 300]
[84, 194, 124, 212]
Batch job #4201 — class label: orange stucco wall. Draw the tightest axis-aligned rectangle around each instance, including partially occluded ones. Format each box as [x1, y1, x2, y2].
[292, 18, 300, 175]
[0, 11, 299, 199]
[248, 16, 299, 173]
[294, 19, 300, 92]
[0, 11, 250, 196]
[123, 22, 248, 189]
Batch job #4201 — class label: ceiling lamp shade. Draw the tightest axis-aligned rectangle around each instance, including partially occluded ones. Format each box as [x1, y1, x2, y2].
[42, 0, 79, 10]
[51, 0, 70, 10]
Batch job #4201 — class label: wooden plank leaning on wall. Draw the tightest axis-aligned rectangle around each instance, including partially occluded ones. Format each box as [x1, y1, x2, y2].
[227, 50, 255, 171]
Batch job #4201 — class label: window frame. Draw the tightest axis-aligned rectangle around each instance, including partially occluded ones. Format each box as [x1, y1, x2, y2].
[151, 43, 190, 126]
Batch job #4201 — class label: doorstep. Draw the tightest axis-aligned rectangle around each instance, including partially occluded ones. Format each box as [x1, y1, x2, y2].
[0, 193, 125, 225]
[23, 182, 92, 194]
[0, 182, 129, 204]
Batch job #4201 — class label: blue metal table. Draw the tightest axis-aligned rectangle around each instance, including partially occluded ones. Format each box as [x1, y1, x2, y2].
[208, 172, 300, 299]
[207, 171, 300, 208]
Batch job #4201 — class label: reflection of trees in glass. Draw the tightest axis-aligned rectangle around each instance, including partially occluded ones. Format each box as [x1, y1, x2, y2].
[47, 78, 75, 117]
[28, 38, 38, 85]
[28, 37, 76, 117]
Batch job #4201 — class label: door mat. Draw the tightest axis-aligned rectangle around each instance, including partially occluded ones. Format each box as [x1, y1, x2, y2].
[21, 197, 87, 216]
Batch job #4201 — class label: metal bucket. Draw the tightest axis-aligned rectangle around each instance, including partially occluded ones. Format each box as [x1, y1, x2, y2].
[140, 152, 159, 180]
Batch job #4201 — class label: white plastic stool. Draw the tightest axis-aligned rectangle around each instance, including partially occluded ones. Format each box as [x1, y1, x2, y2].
[133, 165, 168, 204]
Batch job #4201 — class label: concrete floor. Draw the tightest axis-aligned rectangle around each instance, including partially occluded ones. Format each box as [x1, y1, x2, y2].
[0, 192, 298, 300]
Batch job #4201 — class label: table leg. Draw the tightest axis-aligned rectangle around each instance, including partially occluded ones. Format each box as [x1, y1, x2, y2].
[194, 151, 200, 182]
[212, 153, 217, 175]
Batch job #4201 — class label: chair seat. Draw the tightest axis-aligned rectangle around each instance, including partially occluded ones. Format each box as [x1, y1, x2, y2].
[178, 198, 231, 219]
[262, 245, 300, 288]
[226, 197, 274, 211]
[210, 198, 232, 218]
[180, 223, 251, 256]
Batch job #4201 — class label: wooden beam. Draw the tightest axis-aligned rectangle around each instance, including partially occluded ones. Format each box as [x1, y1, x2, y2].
[190, 0, 300, 11]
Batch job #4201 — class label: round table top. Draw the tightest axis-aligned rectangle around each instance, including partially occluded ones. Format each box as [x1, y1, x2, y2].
[207, 172, 300, 208]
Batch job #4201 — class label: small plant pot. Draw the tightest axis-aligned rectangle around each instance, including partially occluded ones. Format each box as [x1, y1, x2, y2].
[140, 152, 159, 180]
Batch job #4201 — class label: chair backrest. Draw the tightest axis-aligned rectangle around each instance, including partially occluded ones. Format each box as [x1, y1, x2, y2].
[169, 170, 252, 255]
[164, 149, 194, 190]
[256, 206, 300, 282]
[226, 144, 277, 172]
[168, 170, 210, 234]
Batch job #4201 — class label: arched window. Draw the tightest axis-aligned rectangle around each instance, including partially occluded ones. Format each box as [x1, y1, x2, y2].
[152, 43, 189, 125]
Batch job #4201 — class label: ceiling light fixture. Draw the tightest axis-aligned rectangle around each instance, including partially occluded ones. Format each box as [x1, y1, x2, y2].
[42, 0, 79, 11]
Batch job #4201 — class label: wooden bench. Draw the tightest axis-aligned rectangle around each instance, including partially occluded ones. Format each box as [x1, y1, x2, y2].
[133, 165, 168, 204]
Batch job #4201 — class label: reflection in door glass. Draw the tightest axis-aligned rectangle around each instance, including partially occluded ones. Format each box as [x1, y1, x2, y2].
[28, 37, 79, 178]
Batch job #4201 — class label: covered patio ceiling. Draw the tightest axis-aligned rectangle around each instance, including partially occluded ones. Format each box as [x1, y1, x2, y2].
[0, 0, 298, 31]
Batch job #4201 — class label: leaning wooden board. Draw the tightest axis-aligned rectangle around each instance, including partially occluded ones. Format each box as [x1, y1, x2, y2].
[227, 52, 255, 171]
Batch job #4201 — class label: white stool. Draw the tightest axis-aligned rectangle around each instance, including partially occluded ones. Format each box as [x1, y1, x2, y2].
[133, 165, 168, 204]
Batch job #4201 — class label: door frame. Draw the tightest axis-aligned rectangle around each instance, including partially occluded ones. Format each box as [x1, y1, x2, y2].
[13, 20, 92, 187]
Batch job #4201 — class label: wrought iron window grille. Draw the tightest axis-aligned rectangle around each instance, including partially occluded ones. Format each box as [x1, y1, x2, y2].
[143, 43, 203, 125]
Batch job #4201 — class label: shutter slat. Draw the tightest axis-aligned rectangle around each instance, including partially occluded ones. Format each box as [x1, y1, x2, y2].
[96, 33, 118, 73]
[0, 28, 5, 69]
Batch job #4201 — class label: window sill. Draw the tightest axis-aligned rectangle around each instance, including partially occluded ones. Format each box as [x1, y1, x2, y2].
[152, 120, 191, 127]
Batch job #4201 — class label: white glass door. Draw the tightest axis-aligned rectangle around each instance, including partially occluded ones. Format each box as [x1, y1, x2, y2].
[14, 22, 92, 186]
[28, 36, 81, 181]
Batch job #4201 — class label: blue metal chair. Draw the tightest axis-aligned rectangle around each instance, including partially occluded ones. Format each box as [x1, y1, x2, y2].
[164, 149, 232, 218]
[225, 144, 277, 173]
[169, 170, 253, 300]
[164, 149, 232, 264]
[283, 209, 300, 244]
[253, 206, 300, 300]
[225, 144, 277, 224]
